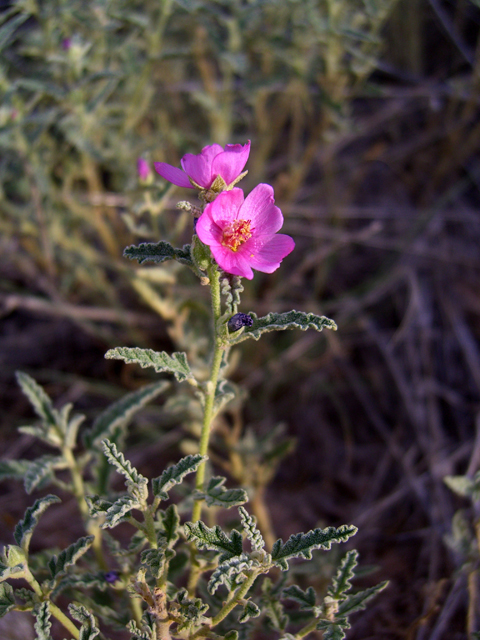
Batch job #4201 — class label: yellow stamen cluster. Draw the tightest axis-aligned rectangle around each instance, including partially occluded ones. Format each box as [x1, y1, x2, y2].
[221, 219, 252, 252]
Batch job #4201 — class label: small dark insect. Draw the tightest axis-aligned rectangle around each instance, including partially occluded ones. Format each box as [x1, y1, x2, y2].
[228, 313, 253, 332]
[104, 571, 120, 584]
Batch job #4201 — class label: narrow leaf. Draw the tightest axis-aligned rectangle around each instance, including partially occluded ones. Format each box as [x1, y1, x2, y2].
[48, 536, 94, 579]
[271, 525, 357, 570]
[239, 506, 265, 552]
[84, 381, 169, 447]
[0, 13, 29, 52]
[124, 241, 193, 267]
[34, 601, 52, 640]
[0, 583, 15, 618]
[69, 604, 100, 640]
[282, 585, 316, 609]
[316, 620, 348, 640]
[229, 311, 337, 345]
[162, 504, 180, 546]
[152, 454, 205, 500]
[105, 348, 194, 383]
[337, 581, 388, 617]
[14, 495, 61, 552]
[102, 495, 141, 529]
[199, 476, 248, 509]
[16, 372, 57, 427]
[24, 456, 66, 494]
[101, 440, 148, 503]
[208, 553, 254, 594]
[0, 459, 32, 482]
[184, 521, 243, 562]
[328, 550, 359, 600]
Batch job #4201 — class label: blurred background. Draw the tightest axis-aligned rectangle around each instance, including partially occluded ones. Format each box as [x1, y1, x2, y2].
[1, 0, 480, 637]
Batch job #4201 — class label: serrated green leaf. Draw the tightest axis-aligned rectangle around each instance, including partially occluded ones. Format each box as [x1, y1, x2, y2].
[208, 553, 254, 594]
[239, 600, 261, 623]
[14, 495, 61, 553]
[0, 583, 15, 618]
[16, 372, 58, 428]
[124, 241, 193, 267]
[51, 572, 109, 598]
[271, 525, 357, 570]
[328, 550, 358, 600]
[84, 381, 169, 448]
[127, 620, 150, 640]
[105, 348, 195, 383]
[48, 536, 94, 580]
[101, 440, 148, 503]
[229, 311, 337, 345]
[175, 589, 209, 632]
[0, 563, 25, 582]
[152, 454, 205, 500]
[85, 494, 113, 517]
[316, 620, 348, 640]
[161, 504, 180, 546]
[24, 456, 67, 494]
[282, 585, 316, 609]
[141, 548, 166, 579]
[239, 506, 265, 552]
[198, 476, 248, 509]
[337, 581, 388, 617]
[102, 495, 141, 529]
[0, 459, 32, 482]
[69, 604, 99, 640]
[184, 521, 243, 562]
[34, 601, 52, 640]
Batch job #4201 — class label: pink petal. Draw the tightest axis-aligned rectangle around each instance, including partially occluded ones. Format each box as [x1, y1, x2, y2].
[244, 234, 295, 273]
[181, 144, 223, 188]
[207, 188, 245, 225]
[196, 209, 223, 246]
[137, 158, 150, 180]
[154, 162, 193, 188]
[211, 140, 251, 186]
[240, 183, 284, 236]
[210, 245, 254, 279]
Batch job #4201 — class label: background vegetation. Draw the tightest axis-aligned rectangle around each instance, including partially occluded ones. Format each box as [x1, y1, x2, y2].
[1, 0, 480, 637]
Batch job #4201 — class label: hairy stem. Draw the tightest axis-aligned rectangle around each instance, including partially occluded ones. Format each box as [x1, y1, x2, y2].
[210, 570, 259, 627]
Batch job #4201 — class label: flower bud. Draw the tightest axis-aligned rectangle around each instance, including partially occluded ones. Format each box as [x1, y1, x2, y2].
[227, 313, 253, 332]
[137, 158, 152, 184]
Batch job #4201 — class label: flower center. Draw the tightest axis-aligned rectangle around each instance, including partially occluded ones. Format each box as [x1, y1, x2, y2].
[221, 219, 252, 252]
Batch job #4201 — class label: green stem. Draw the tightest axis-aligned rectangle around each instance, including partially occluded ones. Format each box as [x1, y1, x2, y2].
[293, 617, 319, 639]
[210, 570, 259, 629]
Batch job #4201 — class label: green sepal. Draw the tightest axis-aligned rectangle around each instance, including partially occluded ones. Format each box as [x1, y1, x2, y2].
[196, 476, 248, 509]
[84, 381, 169, 448]
[282, 585, 316, 609]
[101, 439, 148, 504]
[0, 583, 15, 618]
[184, 521, 243, 562]
[239, 506, 265, 552]
[152, 454, 206, 501]
[14, 494, 61, 553]
[33, 601, 53, 640]
[48, 535, 95, 580]
[69, 603, 100, 640]
[124, 241, 193, 268]
[228, 311, 337, 345]
[105, 348, 195, 383]
[239, 600, 261, 623]
[271, 524, 357, 571]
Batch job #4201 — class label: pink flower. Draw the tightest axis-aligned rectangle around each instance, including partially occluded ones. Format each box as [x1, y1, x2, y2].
[137, 157, 151, 181]
[154, 141, 250, 191]
[195, 184, 295, 280]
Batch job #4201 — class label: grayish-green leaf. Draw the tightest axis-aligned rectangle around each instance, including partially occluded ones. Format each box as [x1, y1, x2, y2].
[337, 581, 388, 617]
[0, 13, 30, 52]
[198, 476, 248, 509]
[0, 459, 32, 482]
[239, 506, 265, 552]
[34, 601, 52, 640]
[444, 475, 474, 498]
[184, 521, 243, 562]
[229, 311, 337, 345]
[48, 536, 94, 580]
[101, 440, 148, 503]
[24, 456, 67, 494]
[16, 372, 58, 428]
[239, 600, 260, 623]
[271, 525, 357, 570]
[84, 381, 169, 448]
[152, 454, 205, 500]
[328, 550, 359, 600]
[175, 589, 209, 632]
[69, 604, 100, 640]
[85, 495, 113, 517]
[282, 584, 316, 609]
[127, 620, 150, 640]
[161, 504, 180, 546]
[102, 495, 141, 529]
[224, 631, 239, 640]
[212, 379, 237, 416]
[105, 348, 195, 383]
[124, 241, 193, 267]
[316, 620, 348, 640]
[14, 495, 61, 552]
[208, 554, 255, 594]
[0, 583, 15, 618]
